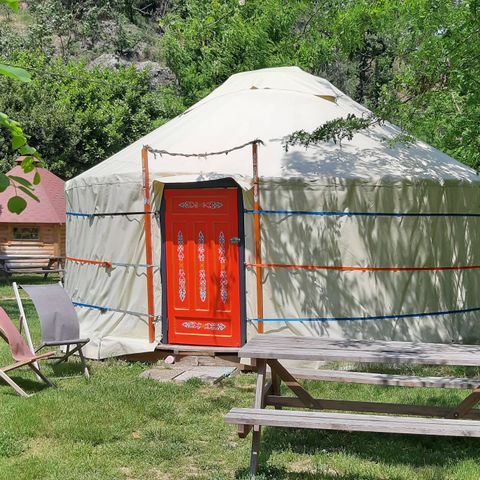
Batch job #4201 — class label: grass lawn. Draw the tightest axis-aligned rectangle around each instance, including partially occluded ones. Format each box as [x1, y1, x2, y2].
[1, 276, 480, 479]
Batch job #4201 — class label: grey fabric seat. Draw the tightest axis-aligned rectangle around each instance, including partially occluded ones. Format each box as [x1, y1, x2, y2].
[14, 283, 90, 379]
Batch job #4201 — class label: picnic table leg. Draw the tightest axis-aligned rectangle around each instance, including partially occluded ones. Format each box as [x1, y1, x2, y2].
[447, 387, 480, 419]
[250, 358, 267, 476]
[267, 359, 318, 409]
[43, 259, 54, 280]
[0, 261, 8, 281]
[270, 365, 282, 410]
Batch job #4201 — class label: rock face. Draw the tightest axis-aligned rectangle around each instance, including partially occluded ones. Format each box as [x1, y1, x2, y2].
[87, 54, 176, 89]
[135, 60, 176, 88]
[88, 53, 129, 70]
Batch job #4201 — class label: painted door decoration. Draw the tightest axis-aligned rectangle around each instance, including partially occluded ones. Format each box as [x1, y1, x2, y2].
[164, 188, 242, 346]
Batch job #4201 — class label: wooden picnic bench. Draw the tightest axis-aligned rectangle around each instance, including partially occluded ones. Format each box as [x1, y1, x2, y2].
[225, 336, 480, 475]
[0, 255, 64, 279]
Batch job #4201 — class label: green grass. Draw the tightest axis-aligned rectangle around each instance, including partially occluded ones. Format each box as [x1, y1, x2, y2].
[1, 276, 480, 479]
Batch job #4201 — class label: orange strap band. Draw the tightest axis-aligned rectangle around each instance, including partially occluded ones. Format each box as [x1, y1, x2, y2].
[66, 256, 112, 268]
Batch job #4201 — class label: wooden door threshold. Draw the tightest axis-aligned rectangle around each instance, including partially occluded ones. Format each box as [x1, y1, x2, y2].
[157, 343, 240, 354]
[122, 343, 242, 364]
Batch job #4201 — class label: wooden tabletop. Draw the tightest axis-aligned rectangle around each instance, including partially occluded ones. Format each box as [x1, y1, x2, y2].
[239, 335, 480, 366]
[0, 256, 63, 260]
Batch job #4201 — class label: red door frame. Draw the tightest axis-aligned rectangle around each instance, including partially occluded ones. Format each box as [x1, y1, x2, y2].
[159, 179, 246, 346]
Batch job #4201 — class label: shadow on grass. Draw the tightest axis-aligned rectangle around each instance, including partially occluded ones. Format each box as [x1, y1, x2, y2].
[50, 359, 88, 379]
[236, 465, 380, 480]
[0, 373, 52, 396]
[1, 355, 87, 398]
[233, 426, 480, 478]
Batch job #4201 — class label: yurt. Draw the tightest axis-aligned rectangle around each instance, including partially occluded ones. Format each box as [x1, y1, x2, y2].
[65, 66, 480, 359]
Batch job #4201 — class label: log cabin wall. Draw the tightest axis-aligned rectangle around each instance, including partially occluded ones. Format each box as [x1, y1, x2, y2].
[0, 223, 65, 267]
[59, 223, 66, 257]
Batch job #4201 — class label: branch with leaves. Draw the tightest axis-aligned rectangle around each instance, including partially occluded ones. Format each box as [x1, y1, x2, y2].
[283, 113, 381, 151]
[0, 0, 42, 214]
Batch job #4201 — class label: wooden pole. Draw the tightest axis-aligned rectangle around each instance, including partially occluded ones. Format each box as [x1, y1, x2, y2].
[142, 146, 155, 343]
[252, 142, 264, 333]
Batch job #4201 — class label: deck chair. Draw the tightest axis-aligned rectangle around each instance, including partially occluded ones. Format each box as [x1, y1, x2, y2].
[13, 283, 90, 379]
[0, 307, 55, 397]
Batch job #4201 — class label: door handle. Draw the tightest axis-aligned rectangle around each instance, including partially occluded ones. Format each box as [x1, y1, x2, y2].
[230, 237, 241, 244]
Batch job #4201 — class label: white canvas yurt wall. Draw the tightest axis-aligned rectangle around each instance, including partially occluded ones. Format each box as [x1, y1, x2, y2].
[65, 66, 480, 359]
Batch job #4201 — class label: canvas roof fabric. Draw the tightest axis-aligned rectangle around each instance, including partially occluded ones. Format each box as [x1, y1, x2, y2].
[66, 66, 480, 359]
[72, 66, 477, 188]
[0, 161, 66, 224]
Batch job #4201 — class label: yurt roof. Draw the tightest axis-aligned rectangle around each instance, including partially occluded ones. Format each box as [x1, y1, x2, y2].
[0, 161, 66, 224]
[69, 66, 479, 188]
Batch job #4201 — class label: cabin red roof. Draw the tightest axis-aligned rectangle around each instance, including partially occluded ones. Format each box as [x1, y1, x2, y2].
[0, 162, 66, 224]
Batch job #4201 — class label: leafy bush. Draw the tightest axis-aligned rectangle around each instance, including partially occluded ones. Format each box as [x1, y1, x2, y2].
[0, 53, 183, 179]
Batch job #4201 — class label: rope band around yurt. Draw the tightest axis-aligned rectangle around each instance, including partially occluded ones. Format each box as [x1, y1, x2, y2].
[67, 209, 480, 218]
[245, 209, 480, 217]
[66, 257, 160, 269]
[66, 211, 156, 217]
[249, 306, 480, 324]
[72, 301, 161, 320]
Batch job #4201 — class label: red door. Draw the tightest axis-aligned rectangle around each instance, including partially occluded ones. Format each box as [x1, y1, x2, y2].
[164, 188, 242, 347]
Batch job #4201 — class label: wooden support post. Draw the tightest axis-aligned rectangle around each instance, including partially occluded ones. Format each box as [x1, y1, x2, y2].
[252, 142, 263, 334]
[271, 368, 282, 410]
[250, 358, 267, 475]
[447, 387, 480, 419]
[142, 146, 156, 343]
[267, 359, 318, 409]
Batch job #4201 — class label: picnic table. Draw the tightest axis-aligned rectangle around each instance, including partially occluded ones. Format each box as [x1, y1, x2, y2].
[225, 335, 480, 475]
[0, 255, 64, 279]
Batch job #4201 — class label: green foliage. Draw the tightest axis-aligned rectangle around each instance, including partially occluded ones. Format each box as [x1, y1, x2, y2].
[7, 195, 27, 214]
[0, 54, 184, 179]
[0, 63, 30, 82]
[162, 0, 314, 103]
[0, 0, 18, 11]
[377, 0, 480, 170]
[163, 0, 480, 170]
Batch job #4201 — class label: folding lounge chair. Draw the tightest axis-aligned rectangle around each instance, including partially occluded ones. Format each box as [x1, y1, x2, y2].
[13, 283, 90, 379]
[0, 307, 55, 397]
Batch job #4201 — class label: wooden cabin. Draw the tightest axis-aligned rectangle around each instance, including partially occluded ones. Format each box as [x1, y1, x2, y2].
[0, 158, 65, 267]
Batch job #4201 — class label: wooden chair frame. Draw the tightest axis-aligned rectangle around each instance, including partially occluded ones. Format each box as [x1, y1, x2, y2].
[0, 331, 55, 397]
[13, 282, 90, 380]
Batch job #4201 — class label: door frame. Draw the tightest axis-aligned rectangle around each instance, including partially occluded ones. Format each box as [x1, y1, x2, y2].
[159, 178, 247, 346]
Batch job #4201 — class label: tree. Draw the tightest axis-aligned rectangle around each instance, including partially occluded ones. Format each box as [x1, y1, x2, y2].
[161, 0, 316, 104]
[163, 0, 479, 170]
[286, 0, 480, 169]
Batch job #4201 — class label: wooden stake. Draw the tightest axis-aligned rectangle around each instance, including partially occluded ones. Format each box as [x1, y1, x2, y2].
[252, 142, 264, 333]
[142, 146, 155, 343]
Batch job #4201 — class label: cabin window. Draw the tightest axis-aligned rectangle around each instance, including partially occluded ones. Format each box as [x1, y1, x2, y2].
[13, 227, 40, 241]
